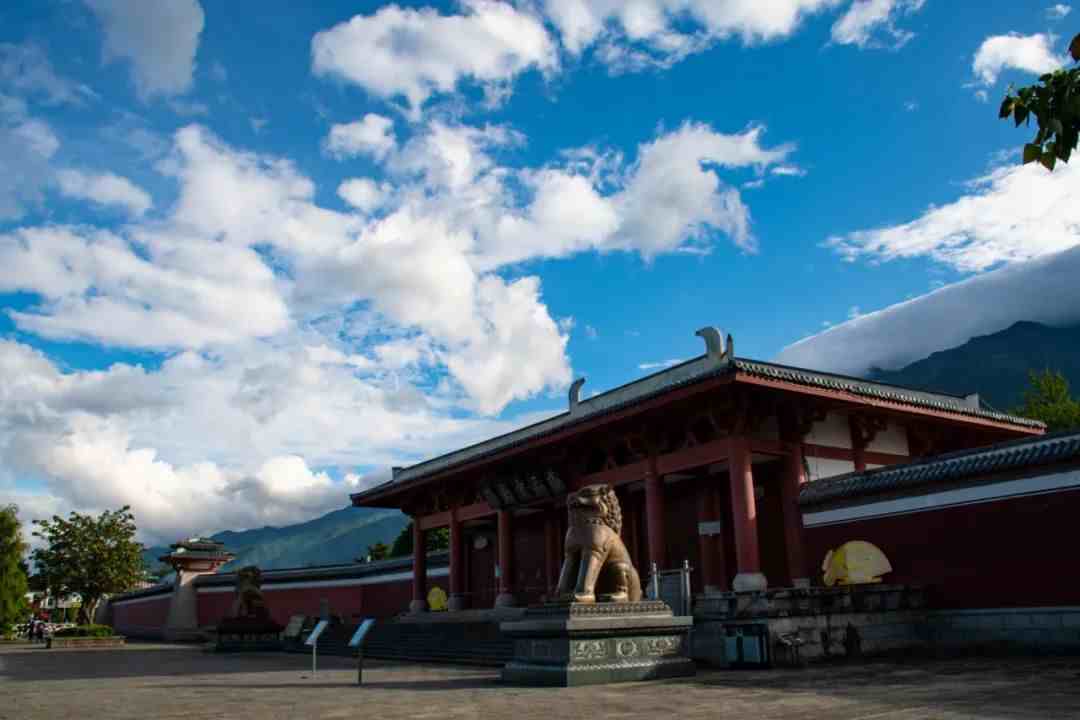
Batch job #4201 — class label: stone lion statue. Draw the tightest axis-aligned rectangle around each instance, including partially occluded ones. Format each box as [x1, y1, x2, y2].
[230, 565, 270, 620]
[555, 484, 642, 603]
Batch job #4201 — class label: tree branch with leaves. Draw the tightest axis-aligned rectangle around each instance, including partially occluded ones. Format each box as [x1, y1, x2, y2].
[999, 33, 1080, 170]
[31, 506, 146, 625]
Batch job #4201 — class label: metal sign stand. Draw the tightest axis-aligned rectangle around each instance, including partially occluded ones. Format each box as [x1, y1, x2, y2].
[349, 618, 377, 686]
[305, 619, 330, 678]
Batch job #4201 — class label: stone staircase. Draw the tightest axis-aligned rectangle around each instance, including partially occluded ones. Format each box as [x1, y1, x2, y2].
[285, 618, 513, 667]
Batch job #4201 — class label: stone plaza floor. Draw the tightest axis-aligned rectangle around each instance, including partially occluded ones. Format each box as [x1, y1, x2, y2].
[2, 641, 1080, 720]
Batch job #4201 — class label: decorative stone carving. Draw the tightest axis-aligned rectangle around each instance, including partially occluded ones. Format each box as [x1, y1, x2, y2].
[572, 640, 608, 661]
[555, 484, 642, 603]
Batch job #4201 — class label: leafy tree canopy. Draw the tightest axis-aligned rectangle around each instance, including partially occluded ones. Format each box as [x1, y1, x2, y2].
[1013, 369, 1080, 432]
[31, 506, 145, 624]
[0, 505, 30, 634]
[389, 521, 449, 558]
[366, 541, 390, 562]
[999, 33, 1080, 171]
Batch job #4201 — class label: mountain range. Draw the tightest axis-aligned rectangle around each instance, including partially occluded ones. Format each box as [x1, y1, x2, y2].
[867, 321, 1080, 412]
[146, 321, 1077, 573]
[145, 506, 407, 574]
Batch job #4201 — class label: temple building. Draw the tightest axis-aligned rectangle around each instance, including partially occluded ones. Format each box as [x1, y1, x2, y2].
[349, 328, 1044, 613]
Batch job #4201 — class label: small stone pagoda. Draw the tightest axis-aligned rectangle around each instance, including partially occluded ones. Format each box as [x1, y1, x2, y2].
[160, 537, 234, 642]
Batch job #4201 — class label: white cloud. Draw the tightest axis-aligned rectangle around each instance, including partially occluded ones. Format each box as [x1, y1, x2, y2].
[1047, 4, 1072, 20]
[0, 337, 559, 545]
[972, 32, 1066, 86]
[0, 42, 96, 105]
[825, 159, 1080, 272]
[830, 0, 925, 49]
[0, 95, 59, 221]
[84, 0, 205, 99]
[311, 1, 557, 116]
[56, 169, 152, 216]
[324, 114, 396, 160]
[543, 0, 849, 70]
[337, 178, 391, 213]
[776, 245, 1080, 375]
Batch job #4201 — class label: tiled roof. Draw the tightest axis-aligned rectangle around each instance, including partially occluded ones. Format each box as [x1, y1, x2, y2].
[353, 351, 1042, 503]
[193, 551, 450, 588]
[799, 430, 1080, 508]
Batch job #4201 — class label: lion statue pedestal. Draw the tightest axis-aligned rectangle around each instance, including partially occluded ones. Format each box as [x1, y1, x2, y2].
[214, 566, 284, 652]
[500, 484, 696, 686]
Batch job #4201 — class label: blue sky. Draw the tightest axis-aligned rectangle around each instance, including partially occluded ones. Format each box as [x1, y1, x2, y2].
[2, 0, 1079, 543]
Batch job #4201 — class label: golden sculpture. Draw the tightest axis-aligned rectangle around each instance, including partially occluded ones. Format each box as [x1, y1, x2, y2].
[555, 484, 642, 603]
[427, 585, 448, 611]
[822, 541, 893, 586]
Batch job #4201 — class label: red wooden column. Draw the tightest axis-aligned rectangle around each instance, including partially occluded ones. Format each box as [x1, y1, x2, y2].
[728, 435, 767, 591]
[696, 483, 721, 595]
[495, 510, 516, 607]
[644, 466, 667, 574]
[409, 520, 427, 613]
[781, 444, 809, 586]
[448, 507, 465, 611]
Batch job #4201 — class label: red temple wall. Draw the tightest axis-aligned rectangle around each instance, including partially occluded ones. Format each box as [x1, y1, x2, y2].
[196, 577, 419, 627]
[802, 487, 1080, 608]
[113, 596, 170, 636]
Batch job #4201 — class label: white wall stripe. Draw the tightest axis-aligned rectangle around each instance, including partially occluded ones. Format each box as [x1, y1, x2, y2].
[195, 568, 450, 594]
[803, 469, 1080, 527]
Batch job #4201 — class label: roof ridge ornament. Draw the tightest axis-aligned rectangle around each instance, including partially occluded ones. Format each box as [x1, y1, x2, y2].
[568, 377, 586, 414]
[695, 327, 735, 368]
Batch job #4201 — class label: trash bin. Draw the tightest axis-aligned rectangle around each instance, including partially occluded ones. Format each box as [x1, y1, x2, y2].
[723, 623, 771, 668]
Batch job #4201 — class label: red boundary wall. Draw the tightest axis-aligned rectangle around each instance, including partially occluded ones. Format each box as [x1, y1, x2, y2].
[803, 488, 1080, 609]
[113, 595, 171, 637]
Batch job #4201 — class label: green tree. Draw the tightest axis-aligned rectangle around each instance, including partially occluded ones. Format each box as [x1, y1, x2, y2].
[0, 505, 30, 635]
[389, 521, 450, 558]
[1013, 369, 1080, 432]
[999, 33, 1080, 170]
[31, 506, 145, 624]
[366, 541, 390, 562]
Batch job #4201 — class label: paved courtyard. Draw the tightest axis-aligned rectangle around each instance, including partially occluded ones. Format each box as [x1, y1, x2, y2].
[2, 642, 1080, 720]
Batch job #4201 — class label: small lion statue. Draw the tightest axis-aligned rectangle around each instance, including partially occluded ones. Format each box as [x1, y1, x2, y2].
[555, 484, 642, 603]
[230, 565, 270, 620]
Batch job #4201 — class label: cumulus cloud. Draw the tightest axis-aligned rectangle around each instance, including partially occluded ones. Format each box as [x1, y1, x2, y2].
[972, 32, 1066, 86]
[825, 159, 1080, 272]
[324, 114, 396, 160]
[830, 0, 925, 49]
[776, 245, 1080, 375]
[0, 337, 558, 544]
[337, 178, 392, 213]
[0, 95, 60, 221]
[311, 1, 557, 116]
[56, 169, 152, 216]
[84, 0, 205, 100]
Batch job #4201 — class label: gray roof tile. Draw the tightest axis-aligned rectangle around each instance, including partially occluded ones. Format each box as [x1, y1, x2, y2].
[799, 430, 1080, 508]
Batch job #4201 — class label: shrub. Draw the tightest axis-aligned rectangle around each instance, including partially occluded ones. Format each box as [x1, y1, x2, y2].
[52, 624, 115, 638]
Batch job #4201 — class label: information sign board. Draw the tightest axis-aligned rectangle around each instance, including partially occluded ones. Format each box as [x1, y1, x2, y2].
[348, 618, 376, 648]
[305, 619, 329, 646]
[283, 615, 305, 639]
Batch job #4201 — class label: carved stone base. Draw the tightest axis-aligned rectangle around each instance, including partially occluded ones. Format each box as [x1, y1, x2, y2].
[448, 594, 467, 612]
[732, 572, 768, 593]
[500, 601, 695, 686]
[495, 593, 517, 608]
[408, 599, 428, 614]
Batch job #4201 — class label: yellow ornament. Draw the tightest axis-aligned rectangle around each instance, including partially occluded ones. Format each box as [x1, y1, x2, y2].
[427, 585, 448, 611]
[822, 541, 892, 587]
